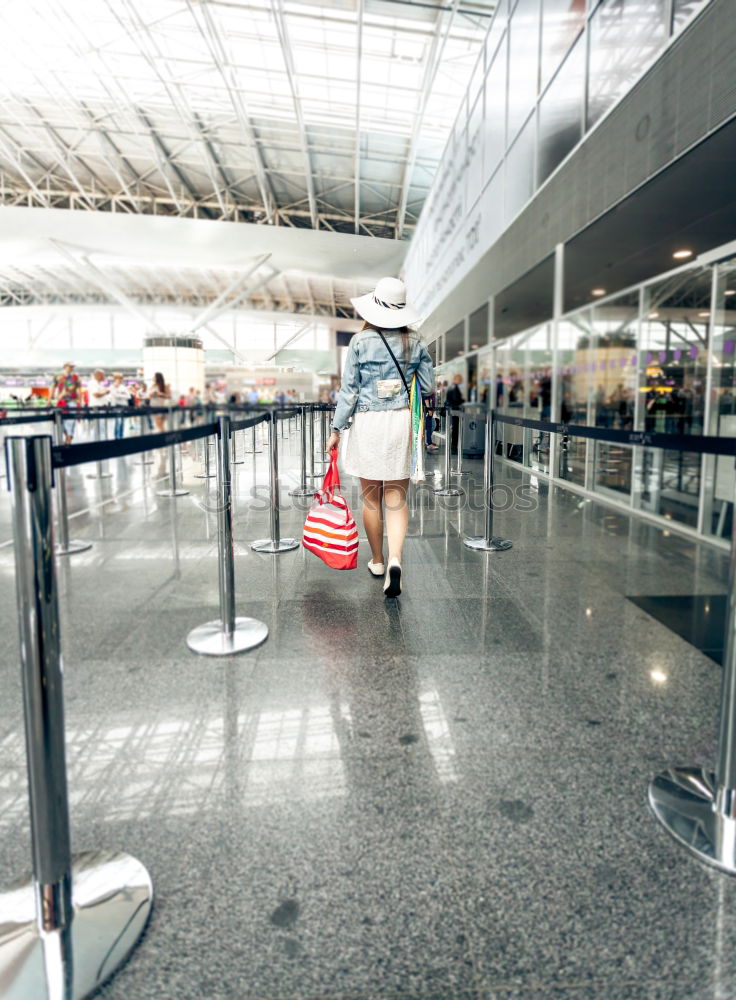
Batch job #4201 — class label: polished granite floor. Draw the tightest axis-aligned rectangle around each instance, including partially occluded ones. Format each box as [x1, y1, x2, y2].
[1, 417, 735, 999]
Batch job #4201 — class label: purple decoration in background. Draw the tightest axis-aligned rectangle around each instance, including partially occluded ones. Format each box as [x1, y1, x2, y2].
[689, 345, 699, 360]
[631, 354, 637, 367]
[659, 350, 666, 363]
[724, 340, 735, 356]
[674, 348, 682, 362]
[647, 352, 653, 364]
[619, 357, 626, 367]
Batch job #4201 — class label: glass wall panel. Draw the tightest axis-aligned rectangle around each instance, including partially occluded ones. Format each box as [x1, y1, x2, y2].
[504, 113, 536, 223]
[537, 33, 584, 185]
[555, 310, 593, 484]
[525, 324, 553, 474]
[634, 268, 710, 528]
[483, 34, 508, 179]
[587, 0, 668, 129]
[540, 0, 586, 88]
[468, 304, 489, 351]
[495, 329, 530, 463]
[704, 262, 736, 539]
[445, 321, 465, 360]
[507, 0, 541, 143]
[672, 0, 708, 31]
[589, 291, 638, 498]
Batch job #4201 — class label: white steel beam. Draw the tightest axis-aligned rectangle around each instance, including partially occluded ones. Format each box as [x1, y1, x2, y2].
[354, 0, 364, 235]
[396, 0, 461, 239]
[189, 254, 272, 332]
[270, 0, 318, 229]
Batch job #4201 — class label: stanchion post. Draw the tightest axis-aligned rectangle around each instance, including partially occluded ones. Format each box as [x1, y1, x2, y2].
[463, 410, 513, 552]
[187, 415, 269, 655]
[649, 465, 736, 874]
[317, 407, 329, 464]
[195, 433, 215, 479]
[434, 405, 463, 497]
[290, 404, 313, 497]
[251, 412, 299, 553]
[307, 404, 317, 481]
[452, 406, 471, 478]
[86, 417, 112, 480]
[53, 411, 92, 556]
[231, 424, 244, 465]
[0, 436, 153, 997]
[137, 414, 154, 465]
[157, 409, 189, 497]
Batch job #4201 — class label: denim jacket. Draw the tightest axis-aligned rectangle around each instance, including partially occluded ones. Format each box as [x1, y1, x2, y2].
[332, 328, 435, 432]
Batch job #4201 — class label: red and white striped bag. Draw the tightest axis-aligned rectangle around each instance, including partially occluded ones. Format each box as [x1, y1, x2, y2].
[302, 448, 358, 570]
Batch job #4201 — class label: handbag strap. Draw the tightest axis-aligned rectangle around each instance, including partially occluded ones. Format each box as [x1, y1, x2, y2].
[320, 446, 341, 499]
[376, 329, 411, 399]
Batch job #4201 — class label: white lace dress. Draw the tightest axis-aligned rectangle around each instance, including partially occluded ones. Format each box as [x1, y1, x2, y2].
[340, 408, 411, 481]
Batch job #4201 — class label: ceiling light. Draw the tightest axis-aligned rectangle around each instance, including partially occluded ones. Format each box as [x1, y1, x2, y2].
[650, 669, 667, 684]
[470, 343, 479, 350]
[648, 311, 659, 318]
[673, 249, 693, 259]
[725, 290, 736, 297]
[698, 311, 710, 318]
[591, 288, 606, 297]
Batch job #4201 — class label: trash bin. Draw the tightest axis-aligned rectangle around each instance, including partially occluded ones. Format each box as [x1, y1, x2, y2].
[462, 403, 486, 457]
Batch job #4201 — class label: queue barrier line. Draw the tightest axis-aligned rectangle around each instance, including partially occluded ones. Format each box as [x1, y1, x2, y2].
[51, 421, 219, 470]
[0, 436, 153, 998]
[494, 411, 736, 457]
[470, 407, 736, 877]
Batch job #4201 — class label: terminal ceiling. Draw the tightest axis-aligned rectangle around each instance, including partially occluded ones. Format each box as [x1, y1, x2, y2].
[0, 0, 492, 320]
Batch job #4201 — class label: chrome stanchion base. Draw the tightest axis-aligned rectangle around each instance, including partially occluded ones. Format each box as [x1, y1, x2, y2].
[0, 849, 153, 1000]
[434, 486, 464, 496]
[85, 472, 112, 480]
[56, 540, 93, 556]
[451, 470, 472, 478]
[187, 617, 269, 656]
[251, 537, 300, 553]
[194, 472, 215, 479]
[156, 488, 190, 497]
[136, 457, 154, 466]
[463, 535, 513, 552]
[289, 486, 314, 497]
[231, 459, 244, 465]
[649, 767, 736, 876]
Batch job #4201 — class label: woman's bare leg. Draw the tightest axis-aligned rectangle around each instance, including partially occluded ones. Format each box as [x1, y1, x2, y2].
[383, 478, 409, 563]
[360, 478, 384, 563]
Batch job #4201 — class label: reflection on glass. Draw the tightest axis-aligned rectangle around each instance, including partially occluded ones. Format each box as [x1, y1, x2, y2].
[556, 311, 594, 484]
[507, 0, 541, 142]
[505, 114, 536, 223]
[705, 262, 736, 540]
[469, 303, 489, 352]
[537, 34, 584, 185]
[445, 321, 465, 360]
[587, 0, 668, 129]
[672, 0, 708, 30]
[541, 0, 586, 87]
[634, 269, 710, 527]
[483, 34, 507, 179]
[590, 291, 638, 497]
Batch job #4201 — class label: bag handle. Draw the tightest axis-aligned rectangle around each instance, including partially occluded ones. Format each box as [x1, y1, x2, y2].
[318, 446, 341, 502]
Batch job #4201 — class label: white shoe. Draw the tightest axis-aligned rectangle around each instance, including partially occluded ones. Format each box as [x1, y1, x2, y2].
[383, 557, 402, 598]
[367, 559, 385, 577]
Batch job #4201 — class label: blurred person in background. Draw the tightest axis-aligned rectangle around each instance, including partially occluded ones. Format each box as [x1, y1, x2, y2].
[149, 372, 171, 432]
[52, 361, 82, 444]
[87, 369, 110, 407]
[108, 373, 131, 439]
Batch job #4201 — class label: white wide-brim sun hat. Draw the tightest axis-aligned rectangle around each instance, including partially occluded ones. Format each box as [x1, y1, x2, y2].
[350, 276, 421, 329]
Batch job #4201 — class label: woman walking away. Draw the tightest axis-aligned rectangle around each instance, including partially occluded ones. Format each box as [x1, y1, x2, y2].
[149, 372, 171, 432]
[326, 277, 434, 598]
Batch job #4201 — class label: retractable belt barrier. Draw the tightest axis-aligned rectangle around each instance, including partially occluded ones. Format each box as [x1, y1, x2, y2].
[51, 421, 218, 469]
[494, 411, 736, 457]
[464, 408, 736, 877]
[0, 436, 154, 998]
